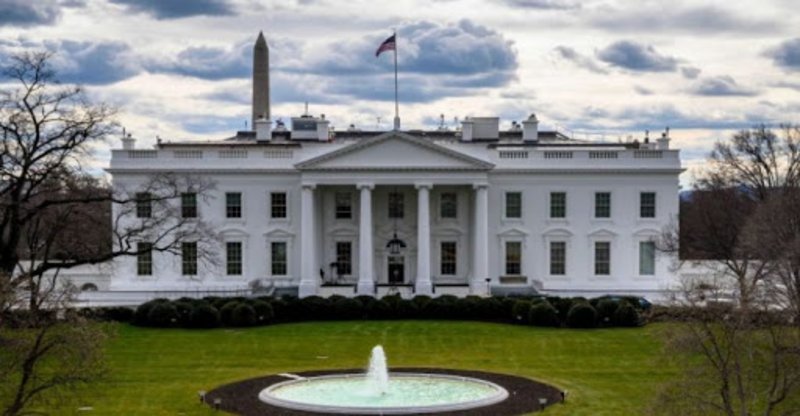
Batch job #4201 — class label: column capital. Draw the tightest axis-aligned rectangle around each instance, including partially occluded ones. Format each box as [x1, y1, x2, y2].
[472, 182, 489, 190]
[301, 182, 317, 190]
[356, 182, 374, 190]
[414, 182, 433, 190]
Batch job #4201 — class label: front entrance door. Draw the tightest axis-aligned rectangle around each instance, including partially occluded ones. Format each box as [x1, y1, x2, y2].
[388, 256, 404, 284]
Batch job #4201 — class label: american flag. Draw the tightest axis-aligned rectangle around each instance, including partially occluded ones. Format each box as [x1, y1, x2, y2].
[375, 34, 396, 57]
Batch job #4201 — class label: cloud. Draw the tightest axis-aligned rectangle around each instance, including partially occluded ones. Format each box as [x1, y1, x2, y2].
[764, 38, 800, 71]
[501, 0, 580, 10]
[589, 5, 778, 34]
[182, 115, 245, 134]
[569, 104, 769, 132]
[680, 66, 701, 79]
[0, 0, 61, 27]
[597, 41, 679, 72]
[634, 85, 654, 95]
[108, 0, 236, 19]
[772, 81, 800, 91]
[553, 46, 608, 74]
[147, 41, 250, 80]
[689, 76, 758, 97]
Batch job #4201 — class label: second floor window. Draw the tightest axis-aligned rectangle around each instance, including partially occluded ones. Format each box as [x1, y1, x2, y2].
[440, 193, 457, 219]
[505, 192, 522, 218]
[335, 192, 352, 219]
[440, 241, 457, 275]
[137, 242, 152, 275]
[595, 192, 610, 218]
[226, 192, 241, 218]
[388, 192, 404, 219]
[550, 192, 566, 218]
[640, 192, 656, 218]
[271, 192, 287, 219]
[181, 192, 197, 218]
[182, 242, 197, 276]
[136, 192, 152, 218]
[594, 241, 610, 275]
[226, 241, 242, 275]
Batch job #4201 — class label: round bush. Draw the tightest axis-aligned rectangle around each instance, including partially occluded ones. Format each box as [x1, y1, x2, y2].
[190, 303, 220, 328]
[395, 299, 419, 319]
[331, 297, 363, 320]
[219, 301, 240, 326]
[511, 300, 533, 324]
[365, 299, 394, 319]
[528, 301, 561, 327]
[147, 302, 179, 327]
[134, 299, 168, 326]
[595, 299, 620, 326]
[423, 296, 457, 319]
[98, 307, 135, 322]
[477, 297, 504, 320]
[566, 302, 598, 328]
[250, 300, 274, 324]
[613, 301, 641, 327]
[455, 297, 482, 320]
[300, 296, 331, 320]
[230, 303, 257, 327]
[412, 295, 432, 310]
[173, 301, 194, 327]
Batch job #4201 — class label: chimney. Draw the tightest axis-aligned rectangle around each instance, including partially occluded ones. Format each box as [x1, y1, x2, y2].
[251, 31, 270, 130]
[657, 127, 671, 150]
[255, 117, 271, 141]
[522, 113, 539, 142]
[316, 116, 330, 141]
[461, 117, 474, 142]
[121, 128, 135, 149]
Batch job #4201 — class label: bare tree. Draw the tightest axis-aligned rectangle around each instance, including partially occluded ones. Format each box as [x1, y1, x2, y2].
[0, 52, 218, 415]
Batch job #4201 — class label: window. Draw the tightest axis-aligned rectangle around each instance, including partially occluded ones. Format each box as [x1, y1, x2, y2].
[226, 192, 242, 218]
[440, 193, 457, 219]
[640, 192, 656, 218]
[550, 192, 566, 218]
[388, 192, 404, 219]
[271, 242, 287, 276]
[270, 192, 287, 219]
[595, 192, 610, 218]
[136, 242, 152, 275]
[136, 192, 152, 218]
[505, 192, 522, 218]
[505, 241, 521, 275]
[639, 241, 656, 275]
[594, 241, 610, 275]
[226, 241, 242, 275]
[335, 192, 352, 219]
[335, 241, 352, 275]
[181, 192, 197, 218]
[440, 241, 457, 275]
[182, 242, 197, 276]
[550, 241, 566, 275]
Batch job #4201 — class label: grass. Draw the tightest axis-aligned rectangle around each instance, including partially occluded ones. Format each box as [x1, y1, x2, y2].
[59, 321, 677, 415]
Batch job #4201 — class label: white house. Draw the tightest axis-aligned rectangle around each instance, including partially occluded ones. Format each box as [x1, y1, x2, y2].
[102, 33, 682, 301]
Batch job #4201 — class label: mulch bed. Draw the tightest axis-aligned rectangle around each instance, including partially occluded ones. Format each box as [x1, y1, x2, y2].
[203, 368, 563, 415]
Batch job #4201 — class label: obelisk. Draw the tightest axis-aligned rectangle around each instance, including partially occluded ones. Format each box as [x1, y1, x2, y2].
[251, 31, 269, 130]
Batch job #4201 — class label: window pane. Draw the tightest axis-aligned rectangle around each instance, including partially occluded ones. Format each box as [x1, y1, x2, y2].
[594, 241, 610, 275]
[335, 242, 352, 275]
[550, 192, 566, 218]
[181, 192, 197, 218]
[640, 192, 656, 218]
[440, 193, 457, 219]
[136, 192, 152, 218]
[137, 242, 152, 275]
[271, 192, 287, 219]
[226, 241, 242, 275]
[182, 242, 197, 275]
[440, 241, 457, 275]
[505, 241, 521, 275]
[550, 241, 566, 275]
[271, 242, 287, 276]
[594, 192, 610, 218]
[335, 192, 352, 219]
[388, 192, 404, 219]
[639, 241, 656, 275]
[505, 192, 521, 218]
[226, 192, 242, 218]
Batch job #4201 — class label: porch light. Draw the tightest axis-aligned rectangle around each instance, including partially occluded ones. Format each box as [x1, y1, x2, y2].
[386, 232, 406, 255]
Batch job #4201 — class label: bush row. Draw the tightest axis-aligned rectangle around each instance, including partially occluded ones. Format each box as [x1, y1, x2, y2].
[123, 294, 647, 329]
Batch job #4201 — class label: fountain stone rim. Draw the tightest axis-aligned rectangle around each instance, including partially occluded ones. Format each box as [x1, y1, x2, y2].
[258, 372, 510, 415]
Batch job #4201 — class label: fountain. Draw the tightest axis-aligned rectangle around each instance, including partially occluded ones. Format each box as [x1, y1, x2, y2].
[258, 345, 509, 414]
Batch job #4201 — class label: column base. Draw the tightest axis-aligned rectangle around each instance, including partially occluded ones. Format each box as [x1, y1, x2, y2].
[415, 280, 433, 296]
[357, 280, 375, 296]
[298, 281, 318, 298]
[469, 280, 490, 296]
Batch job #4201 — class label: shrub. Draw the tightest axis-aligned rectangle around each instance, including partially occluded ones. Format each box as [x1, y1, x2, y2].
[529, 301, 561, 327]
[355, 295, 377, 308]
[173, 301, 194, 327]
[499, 297, 518, 321]
[96, 307, 134, 322]
[478, 297, 504, 320]
[566, 302, 598, 328]
[595, 299, 620, 326]
[511, 300, 533, 324]
[381, 295, 403, 310]
[424, 296, 457, 319]
[276, 297, 302, 322]
[134, 299, 168, 326]
[365, 299, 394, 319]
[455, 297, 482, 320]
[395, 299, 419, 319]
[612, 301, 641, 327]
[190, 303, 220, 328]
[230, 303, 257, 327]
[250, 300, 274, 323]
[331, 297, 363, 320]
[299, 296, 331, 320]
[219, 301, 240, 326]
[412, 295, 432, 310]
[147, 302, 179, 327]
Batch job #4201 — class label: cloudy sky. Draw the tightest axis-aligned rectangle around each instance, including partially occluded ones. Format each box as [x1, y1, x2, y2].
[1, 0, 799, 186]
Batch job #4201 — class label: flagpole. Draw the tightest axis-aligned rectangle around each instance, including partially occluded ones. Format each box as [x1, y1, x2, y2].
[393, 30, 399, 130]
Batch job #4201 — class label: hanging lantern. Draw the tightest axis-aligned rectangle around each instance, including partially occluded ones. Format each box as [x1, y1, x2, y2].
[386, 232, 406, 255]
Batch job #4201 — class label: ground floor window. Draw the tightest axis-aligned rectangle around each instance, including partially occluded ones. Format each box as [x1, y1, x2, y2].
[550, 241, 566, 275]
[335, 241, 352, 275]
[505, 241, 521, 275]
[594, 241, 610, 275]
[137, 242, 152, 276]
[440, 241, 457, 275]
[182, 242, 197, 276]
[639, 241, 656, 275]
[226, 241, 242, 275]
[271, 241, 287, 276]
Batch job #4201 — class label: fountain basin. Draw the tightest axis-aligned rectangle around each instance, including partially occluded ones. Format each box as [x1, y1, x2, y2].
[259, 372, 509, 414]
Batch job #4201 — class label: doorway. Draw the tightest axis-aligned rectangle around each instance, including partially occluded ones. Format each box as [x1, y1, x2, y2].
[387, 256, 405, 284]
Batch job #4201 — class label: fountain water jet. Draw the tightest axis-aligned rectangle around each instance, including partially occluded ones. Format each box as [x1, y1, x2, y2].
[366, 345, 389, 395]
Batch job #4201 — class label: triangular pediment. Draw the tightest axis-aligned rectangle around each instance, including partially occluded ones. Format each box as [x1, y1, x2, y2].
[296, 132, 494, 171]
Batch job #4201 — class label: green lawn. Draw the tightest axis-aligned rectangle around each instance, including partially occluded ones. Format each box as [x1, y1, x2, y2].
[62, 321, 676, 415]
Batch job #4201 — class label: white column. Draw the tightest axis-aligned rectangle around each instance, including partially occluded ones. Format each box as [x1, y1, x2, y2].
[299, 184, 318, 297]
[357, 183, 375, 295]
[471, 184, 490, 295]
[415, 183, 433, 295]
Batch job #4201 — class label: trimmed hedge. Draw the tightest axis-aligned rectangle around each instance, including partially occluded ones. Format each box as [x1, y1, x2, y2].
[613, 301, 641, 327]
[147, 302, 179, 328]
[231, 303, 257, 327]
[529, 301, 560, 327]
[567, 302, 598, 328]
[190, 303, 220, 328]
